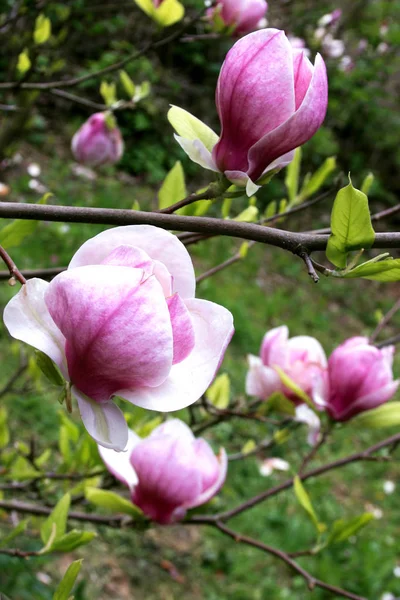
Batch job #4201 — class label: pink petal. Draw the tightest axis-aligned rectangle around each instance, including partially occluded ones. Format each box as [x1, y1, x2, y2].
[101, 245, 153, 276]
[74, 387, 128, 451]
[287, 335, 327, 367]
[118, 298, 234, 411]
[245, 354, 282, 399]
[167, 293, 195, 365]
[45, 265, 173, 402]
[213, 30, 295, 173]
[247, 53, 327, 181]
[3, 278, 68, 378]
[260, 325, 289, 366]
[293, 50, 314, 109]
[148, 418, 195, 441]
[69, 225, 196, 298]
[98, 428, 140, 488]
[183, 447, 227, 510]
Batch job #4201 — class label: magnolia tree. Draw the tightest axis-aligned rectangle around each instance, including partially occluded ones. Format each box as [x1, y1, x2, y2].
[0, 2, 399, 599]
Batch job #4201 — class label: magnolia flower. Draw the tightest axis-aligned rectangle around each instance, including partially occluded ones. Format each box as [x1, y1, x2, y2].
[246, 325, 328, 407]
[170, 29, 327, 196]
[3, 226, 234, 451]
[71, 112, 123, 167]
[322, 34, 345, 58]
[318, 9, 342, 28]
[98, 419, 227, 524]
[208, 0, 268, 36]
[326, 337, 398, 422]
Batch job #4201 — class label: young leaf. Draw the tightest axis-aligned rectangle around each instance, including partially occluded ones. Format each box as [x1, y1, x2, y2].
[17, 49, 31, 75]
[100, 81, 117, 107]
[266, 392, 296, 417]
[241, 439, 256, 455]
[285, 147, 302, 204]
[349, 402, 400, 429]
[168, 106, 219, 153]
[343, 258, 400, 282]
[326, 179, 375, 268]
[119, 70, 135, 98]
[293, 476, 324, 532]
[273, 366, 314, 410]
[0, 519, 29, 548]
[327, 513, 374, 545]
[0, 220, 38, 249]
[154, 0, 184, 26]
[207, 373, 230, 410]
[234, 206, 259, 222]
[361, 172, 374, 196]
[158, 161, 186, 210]
[53, 559, 83, 600]
[50, 530, 96, 552]
[34, 14, 52, 45]
[40, 493, 71, 544]
[85, 488, 144, 518]
[299, 156, 336, 201]
[0, 406, 10, 449]
[35, 351, 65, 386]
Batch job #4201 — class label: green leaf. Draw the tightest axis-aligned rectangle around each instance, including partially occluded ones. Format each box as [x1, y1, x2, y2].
[0, 519, 29, 548]
[158, 161, 186, 210]
[40, 493, 70, 544]
[100, 81, 117, 107]
[119, 70, 136, 98]
[241, 439, 256, 455]
[299, 156, 336, 202]
[17, 49, 31, 75]
[343, 257, 400, 282]
[35, 351, 65, 386]
[35, 448, 51, 468]
[207, 373, 230, 410]
[53, 559, 83, 600]
[168, 105, 218, 153]
[350, 402, 400, 429]
[134, 0, 184, 26]
[285, 147, 302, 204]
[273, 366, 314, 410]
[0, 406, 10, 449]
[0, 220, 38, 249]
[264, 201, 277, 219]
[234, 206, 259, 222]
[293, 476, 324, 532]
[326, 179, 375, 269]
[85, 488, 144, 518]
[9, 456, 39, 480]
[266, 392, 296, 417]
[50, 530, 96, 553]
[361, 172, 374, 196]
[239, 242, 249, 259]
[134, 416, 162, 438]
[327, 513, 374, 545]
[34, 14, 52, 45]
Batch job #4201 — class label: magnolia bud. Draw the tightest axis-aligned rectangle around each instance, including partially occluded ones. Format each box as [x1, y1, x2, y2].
[71, 112, 124, 167]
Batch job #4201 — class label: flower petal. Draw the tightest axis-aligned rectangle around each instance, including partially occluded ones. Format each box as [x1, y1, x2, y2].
[174, 135, 219, 172]
[46, 265, 173, 402]
[74, 387, 128, 451]
[101, 245, 153, 276]
[3, 278, 68, 378]
[167, 293, 195, 365]
[293, 50, 314, 109]
[98, 428, 140, 489]
[118, 298, 234, 411]
[245, 354, 282, 399]
[183, 448, 227, 510]
[69, 225, 196, 298]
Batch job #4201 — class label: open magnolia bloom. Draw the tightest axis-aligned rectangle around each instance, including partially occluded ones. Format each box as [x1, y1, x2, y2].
[3, 226, 234, 451]
[98, 419, 227, 524]
[169, 28, 328, 196]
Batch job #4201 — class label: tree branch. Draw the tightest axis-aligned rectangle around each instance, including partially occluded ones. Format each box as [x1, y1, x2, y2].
[0, 244, 26, 284]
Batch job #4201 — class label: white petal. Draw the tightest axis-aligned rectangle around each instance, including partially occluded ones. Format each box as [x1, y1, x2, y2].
[174, 135, 219, 172]
[73, 387, 128, 451]
[3, 278, 68, 377]
[98, 428, 139, 489]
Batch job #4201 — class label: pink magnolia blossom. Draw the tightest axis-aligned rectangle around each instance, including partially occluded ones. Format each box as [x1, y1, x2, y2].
[209, 0, 268, 36]
[98, 419, 227, 524]
[246, 325, 328, 407]
[173, 29, 327, 196]
[326, 337, 399, 422]
[71, 112, 123, 167]
[3, 226, 234, 451]
[318, 9, 342, 27]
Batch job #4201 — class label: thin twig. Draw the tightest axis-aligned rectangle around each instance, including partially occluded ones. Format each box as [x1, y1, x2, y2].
[376, 333, 400, 348]
[299, 251, 319, 283]
[0, 244, 26, 284]
[369, 297, 400, 343]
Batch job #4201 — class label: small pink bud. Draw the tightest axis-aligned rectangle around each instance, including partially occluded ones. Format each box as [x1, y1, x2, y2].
[327, 337, 399, 421]
[99, 420, 227, 524]
[246, 325, 328, 407]
[209, 0, 268, 36]
[71, 112, 124, 167]
[212, 30, 328, 189]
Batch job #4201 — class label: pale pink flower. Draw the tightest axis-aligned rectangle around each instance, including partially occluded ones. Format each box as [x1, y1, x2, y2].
[327, 337, 398, 422]
[3, 226, 234, 450]
[71, 112, 123, 167]
[208, 0, 268, 35]
[98, 419, 227, 524]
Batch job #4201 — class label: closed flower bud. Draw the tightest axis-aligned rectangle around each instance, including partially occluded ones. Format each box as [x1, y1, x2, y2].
[71, 112, 124, 167]
[172, 29, 328, 196]
[327, 337, 399, 421]
[99, 420, 227, 524]
[246, 325, 328, 407]
[3, 226, 234, 451]
[209, 0, 268, 36]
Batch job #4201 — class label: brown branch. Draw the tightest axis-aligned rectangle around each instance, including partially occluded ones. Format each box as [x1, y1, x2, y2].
[0, 203, 400, 256]
[0, 548, 41, 558]
[228, 438, 276, 462]
[209, 522, 366, 600]
[376, 333, 400, 348]
[299, 251, 319, 283]
[0, 244, 26, 284]
[369, 297, 400, 343]
[159, 185, 220, 215]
